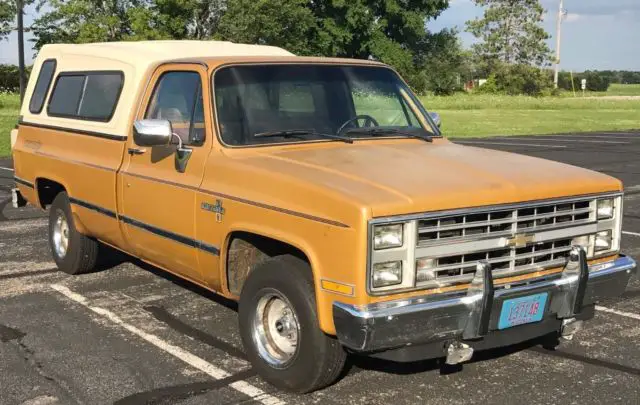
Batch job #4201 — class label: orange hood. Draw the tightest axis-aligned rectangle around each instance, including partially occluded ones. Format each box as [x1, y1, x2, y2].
[233, 139, 622, 218]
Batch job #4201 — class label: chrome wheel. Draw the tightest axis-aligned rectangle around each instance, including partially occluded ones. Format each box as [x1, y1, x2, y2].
[52, 210, 70, 258]
[252, 291, 300, 367]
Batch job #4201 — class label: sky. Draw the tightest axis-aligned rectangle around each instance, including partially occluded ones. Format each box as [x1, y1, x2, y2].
[429, 0, 640, 71]
[1, 1, 640, 71]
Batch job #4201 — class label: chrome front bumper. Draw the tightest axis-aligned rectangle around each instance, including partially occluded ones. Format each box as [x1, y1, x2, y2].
[333, 251, 636, 353]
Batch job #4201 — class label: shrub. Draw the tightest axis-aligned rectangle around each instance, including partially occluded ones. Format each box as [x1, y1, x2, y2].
[0, 64, 32, 93]
[557, 70, 611, 92]
[474, 64, 553, 96]
[495, 64, 553, 96]
[474, 74, 499, 94]
[582, 71, 611, 92]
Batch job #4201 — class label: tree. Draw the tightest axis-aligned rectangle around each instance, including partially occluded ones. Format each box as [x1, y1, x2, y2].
[414, 28, 470, 95]
[31, 0, 151, 48]
[0, 0, 15, 40]
[30, 0, 227, 49]
[218, 0, 451, 90]
[29, 0, 457, 92]
[466, 0, 551, 68]
[1, 0, 37, 41]
[310, 0, 449, 84]
[217, 0, 318, 56]
[140, 0, 226, 40]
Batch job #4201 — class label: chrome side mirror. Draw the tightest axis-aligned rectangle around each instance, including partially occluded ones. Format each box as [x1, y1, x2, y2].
[133, 119, 172, 147]
[429, 112, 441, 129]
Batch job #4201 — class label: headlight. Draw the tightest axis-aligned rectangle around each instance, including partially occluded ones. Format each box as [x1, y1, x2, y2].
[373, 224, 403, 250]
[595, 230, 613, 252]
[372, 261, 402, 288]
[597, 199, 614, 219]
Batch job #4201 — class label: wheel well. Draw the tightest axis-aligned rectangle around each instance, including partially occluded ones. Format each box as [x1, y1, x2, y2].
[226, 231, 309, 296]
[36, 178, 66, 208]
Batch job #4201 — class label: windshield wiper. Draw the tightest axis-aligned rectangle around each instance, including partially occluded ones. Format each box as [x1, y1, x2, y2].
[345, 128, 433, 142]
[254, 129, 354, 144]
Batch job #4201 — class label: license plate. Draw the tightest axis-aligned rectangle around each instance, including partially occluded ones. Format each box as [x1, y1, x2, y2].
[498, 292, 548, 330]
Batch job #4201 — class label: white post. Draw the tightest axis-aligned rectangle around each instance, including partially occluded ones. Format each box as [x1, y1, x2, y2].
[553, 0, 564, 89]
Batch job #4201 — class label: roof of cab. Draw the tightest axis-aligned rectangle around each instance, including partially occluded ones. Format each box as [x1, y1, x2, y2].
[38, 40, 295, 68]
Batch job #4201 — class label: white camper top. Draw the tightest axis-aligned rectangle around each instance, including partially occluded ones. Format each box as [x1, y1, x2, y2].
[38, 40, 294, 68]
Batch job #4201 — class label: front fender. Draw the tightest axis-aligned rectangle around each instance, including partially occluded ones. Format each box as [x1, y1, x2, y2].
[220, 220, 364, 335]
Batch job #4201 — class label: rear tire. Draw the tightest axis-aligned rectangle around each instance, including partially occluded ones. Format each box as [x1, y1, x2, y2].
[48, 192, 98, 275]
[238, 255, 346, 393]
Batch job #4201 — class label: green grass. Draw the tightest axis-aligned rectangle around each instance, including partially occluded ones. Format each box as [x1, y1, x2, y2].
[0, 93, 20, 158]
[421, 93, 640, 137]
[604, 83, 640, 96]
[558, 83, 640, 97]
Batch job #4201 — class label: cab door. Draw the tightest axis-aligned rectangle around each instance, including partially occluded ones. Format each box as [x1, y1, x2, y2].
[119, 64, 212, 283]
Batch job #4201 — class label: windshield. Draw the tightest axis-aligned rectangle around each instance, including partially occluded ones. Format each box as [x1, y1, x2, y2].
[213, 64, 438, 146]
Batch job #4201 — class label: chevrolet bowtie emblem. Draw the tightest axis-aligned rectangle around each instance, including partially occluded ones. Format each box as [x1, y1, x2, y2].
[505, 233, 534, 248]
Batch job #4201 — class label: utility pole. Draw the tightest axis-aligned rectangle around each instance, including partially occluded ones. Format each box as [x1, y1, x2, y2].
[553, 0, 565, 89]
[17, 0, 26, 102]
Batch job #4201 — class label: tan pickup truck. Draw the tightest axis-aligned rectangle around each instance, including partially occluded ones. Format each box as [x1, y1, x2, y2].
[11, 40, 636, 393]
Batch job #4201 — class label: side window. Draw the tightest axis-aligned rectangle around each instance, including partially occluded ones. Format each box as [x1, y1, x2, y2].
[29, 59, 56, 114]
[47, 71, 123, 121]
[145, 71, 205, 146]
[48, 75, 85, 117]
[78, 74, 124, 120]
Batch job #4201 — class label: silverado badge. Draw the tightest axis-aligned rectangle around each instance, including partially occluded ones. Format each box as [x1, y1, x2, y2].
[201, 199, 225, 222]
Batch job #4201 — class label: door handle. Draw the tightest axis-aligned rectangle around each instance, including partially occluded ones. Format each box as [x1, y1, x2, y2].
[128, 147, 146, 155]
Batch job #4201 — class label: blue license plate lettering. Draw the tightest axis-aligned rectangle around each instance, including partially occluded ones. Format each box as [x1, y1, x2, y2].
[498, 292, 548, 330]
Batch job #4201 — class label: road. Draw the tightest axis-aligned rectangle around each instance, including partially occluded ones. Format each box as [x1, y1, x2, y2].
[1, 132, 639, 405]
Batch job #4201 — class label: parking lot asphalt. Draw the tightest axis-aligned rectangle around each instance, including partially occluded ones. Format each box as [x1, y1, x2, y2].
[1, 131, 640, 405]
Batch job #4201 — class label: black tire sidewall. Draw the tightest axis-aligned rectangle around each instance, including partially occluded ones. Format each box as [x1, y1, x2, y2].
[239, 257, 337, 392]
[48, 192, 80, 273]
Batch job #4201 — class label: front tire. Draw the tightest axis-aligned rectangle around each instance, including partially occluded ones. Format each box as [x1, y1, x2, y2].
[48, 192, 98, 275]
[238, 255, 346, 393]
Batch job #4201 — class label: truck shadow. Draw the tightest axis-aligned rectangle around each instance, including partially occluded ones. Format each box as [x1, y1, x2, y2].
[96, 246, 543, 378]
[95, 246, 640, 382]
[346, 338, 545, 377]
[97, 243, 238, 311]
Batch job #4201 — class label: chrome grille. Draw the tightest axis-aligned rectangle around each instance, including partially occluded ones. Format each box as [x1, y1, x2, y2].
[417, 199, 594, 245]
[414, 197, 599, 288]
[416, 237, 575, 287]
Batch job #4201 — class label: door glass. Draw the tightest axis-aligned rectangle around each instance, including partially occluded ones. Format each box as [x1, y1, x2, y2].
[146, 71, 205, 146]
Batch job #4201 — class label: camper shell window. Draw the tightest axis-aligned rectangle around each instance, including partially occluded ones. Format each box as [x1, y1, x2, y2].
[47, 71, 124, 122]
[28, 59, 57, 114]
